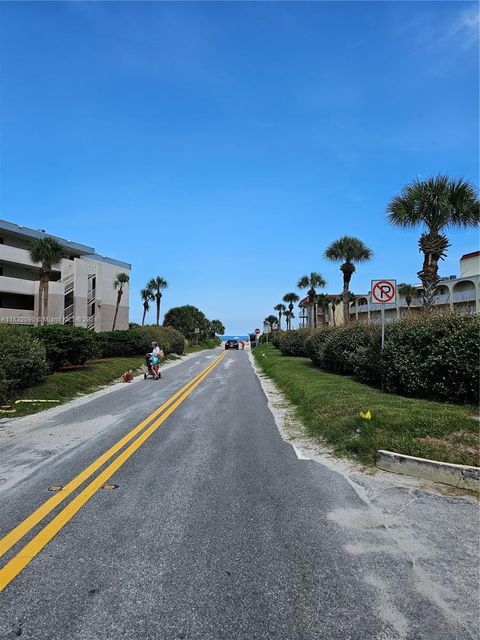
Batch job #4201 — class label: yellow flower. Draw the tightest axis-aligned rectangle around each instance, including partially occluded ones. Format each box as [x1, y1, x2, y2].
[359, 410, 372, 420]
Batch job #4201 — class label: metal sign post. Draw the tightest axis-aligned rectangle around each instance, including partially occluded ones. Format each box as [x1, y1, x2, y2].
[371, 279, 397, 349]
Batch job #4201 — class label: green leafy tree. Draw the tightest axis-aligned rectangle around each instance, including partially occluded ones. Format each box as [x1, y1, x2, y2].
[398, 283, 421, 310]
[210, 319, 225, 336]
[147, 276, 169, 326]
[297, 272, 326, 328]
[324, 237, 373, 323]
[164, 305, 209, 340]
[387, 175, 479, 308]
[112, 273, 129, 331]
[28, 237, 65, 326]
[283, 292, 299, 330]
[140, 286, 155, 326]
[274, 303, 286, 330]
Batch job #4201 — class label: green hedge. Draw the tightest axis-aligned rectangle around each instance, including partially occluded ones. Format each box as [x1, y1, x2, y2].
[382, 314, 479, 404]
[278, 329, 312, 357]
[0, 325, 48, 403]
[31, 325, 97, 371]
[94, 326, 185, 358]
[295, 314, 479, 405]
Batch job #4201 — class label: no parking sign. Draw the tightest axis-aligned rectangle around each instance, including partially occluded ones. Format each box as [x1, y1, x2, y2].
[371, 280, 396, 305]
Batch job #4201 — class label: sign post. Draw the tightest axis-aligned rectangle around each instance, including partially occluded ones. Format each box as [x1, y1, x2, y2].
[371, 280, 396, 349]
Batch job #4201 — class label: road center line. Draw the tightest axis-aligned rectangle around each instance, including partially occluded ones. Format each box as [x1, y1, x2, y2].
[0, 350, 225, 592]
[0, 352, 225, 561]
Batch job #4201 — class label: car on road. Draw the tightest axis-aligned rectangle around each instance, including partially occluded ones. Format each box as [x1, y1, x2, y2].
[225, 339, 239, 350]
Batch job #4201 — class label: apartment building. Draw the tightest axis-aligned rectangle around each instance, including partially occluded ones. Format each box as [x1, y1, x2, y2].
[298, 251, 479, 327]
[0, 220, 131, 331]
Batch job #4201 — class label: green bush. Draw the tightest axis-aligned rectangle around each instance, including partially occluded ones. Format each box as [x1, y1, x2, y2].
[31, 325, 96, 371]
[278, 329, 312, 357]
[305, 328, 334, 366]
[94, 330, 146, 358]
[136, 326, 185, 356]
[95, 326, 185, 358]
[270, 331, 284, 348]
[382, 313, 479, 404]
[0, 325, 48, 402]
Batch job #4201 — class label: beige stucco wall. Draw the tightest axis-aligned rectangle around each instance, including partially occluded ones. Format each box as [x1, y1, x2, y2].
[460, 255, 480, 278]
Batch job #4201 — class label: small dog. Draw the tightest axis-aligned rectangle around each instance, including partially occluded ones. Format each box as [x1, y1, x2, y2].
[120, 369, 134, 383]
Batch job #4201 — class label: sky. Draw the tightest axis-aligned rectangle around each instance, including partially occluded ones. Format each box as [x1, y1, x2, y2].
[1, 1, 478, 334]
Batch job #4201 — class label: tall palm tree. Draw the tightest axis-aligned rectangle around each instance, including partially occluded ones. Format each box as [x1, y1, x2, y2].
[283, 292, 299, 328]
[387, 175, 479, 308]
[148, 276, 168, 326]
[28, 237, 65, 326]
[112, 273, 129, 331]
[264, 315, 278, 331]
[140, 286, 154, 326]
[316, 293, 330, 326]
[324, 237, 373, 323]
[274, 303, 286, 330]
[283, 309, 294, 330]
[398, 283, 421, 310]
[297, 272, 326, 328]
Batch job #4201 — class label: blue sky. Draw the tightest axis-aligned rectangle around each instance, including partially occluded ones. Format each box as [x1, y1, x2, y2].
[1, 1, 478, 334]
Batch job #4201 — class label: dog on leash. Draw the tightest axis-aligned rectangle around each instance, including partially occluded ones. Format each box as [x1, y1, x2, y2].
[120, 369, 134, 383]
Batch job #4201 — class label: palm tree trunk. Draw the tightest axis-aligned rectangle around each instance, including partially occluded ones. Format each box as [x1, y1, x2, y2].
[341, 262, 355, 323]
[37, 279, 43, 326]
[278, 313, 282, 330]
[43, 278, 49, 325]
[417, 232, 449, 310]
[156, 293, 161, 326]
[313, 302, 317, 329]
[142, 304, 147, 326]
[112, 291, 122, 331]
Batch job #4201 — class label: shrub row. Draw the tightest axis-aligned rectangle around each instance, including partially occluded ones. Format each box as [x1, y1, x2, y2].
[277, 314, 479, 405]
[0, 324, 186, 402]
[95, 326, 185, 358]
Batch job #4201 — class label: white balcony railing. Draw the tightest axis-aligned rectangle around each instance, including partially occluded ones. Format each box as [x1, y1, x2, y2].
[63, 303, 74, 324]
[452, 290, 476, 303]
[61, 273, 74, 295]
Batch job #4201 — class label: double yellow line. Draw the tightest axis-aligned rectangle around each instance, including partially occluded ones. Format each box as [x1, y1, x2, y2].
[0, 351, 226, 592]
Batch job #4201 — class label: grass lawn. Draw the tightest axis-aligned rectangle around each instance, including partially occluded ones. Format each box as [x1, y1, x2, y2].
[185, 341, 220, 354]
[254, 344, 479, 467]
[2, 356, 152, 418]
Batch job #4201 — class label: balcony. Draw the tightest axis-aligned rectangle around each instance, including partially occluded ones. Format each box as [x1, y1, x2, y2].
[452, 289, 477, 303]
[0, 275, 36, 296]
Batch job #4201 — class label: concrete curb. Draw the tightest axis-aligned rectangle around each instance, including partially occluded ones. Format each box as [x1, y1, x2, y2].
[376, 450, 480, 493]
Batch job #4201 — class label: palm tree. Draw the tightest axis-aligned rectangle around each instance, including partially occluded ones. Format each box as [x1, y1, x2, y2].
[324, 237, 373, 323]
[283, 309, 294, 330]
[316, 293, 330, 326]
[283, 292, 299, 329]
[398, 283, 421, 311]
[140, 286, 154, 326]
[274, 303, 286, 330]
[148, 276, 168, 326]
[387, 175, 479, 308]
[264, 315, 278, 331]
[28, 237, 65, 326]
[297, 272, 326, 328]
[112, 273, 129, 331]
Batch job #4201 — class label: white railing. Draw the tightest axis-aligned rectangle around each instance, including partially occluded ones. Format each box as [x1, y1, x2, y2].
[63, 303, 74, 324]
[61, 273, 74, 295]
[87, 287, 96, 305]
[452, 290, 476, 303]
[87, 315, 95, 330]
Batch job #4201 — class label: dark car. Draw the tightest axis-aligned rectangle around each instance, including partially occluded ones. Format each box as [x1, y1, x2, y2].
[225, 339, 239, 350]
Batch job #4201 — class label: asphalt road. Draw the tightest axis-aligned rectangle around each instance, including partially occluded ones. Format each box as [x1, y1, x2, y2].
[0, 349, 478, 640]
